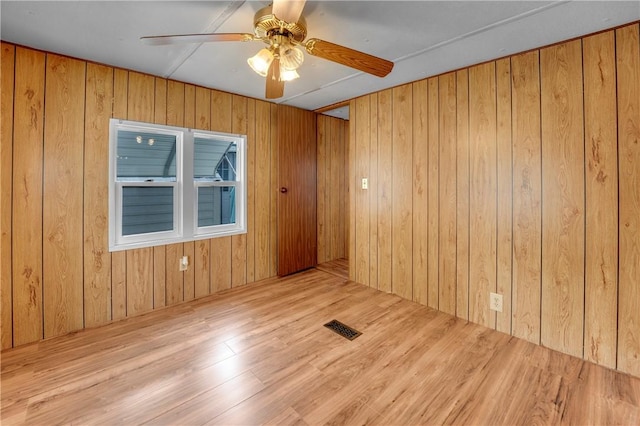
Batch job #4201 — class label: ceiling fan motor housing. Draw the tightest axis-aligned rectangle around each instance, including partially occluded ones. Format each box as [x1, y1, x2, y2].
[254, 5, 307, 43]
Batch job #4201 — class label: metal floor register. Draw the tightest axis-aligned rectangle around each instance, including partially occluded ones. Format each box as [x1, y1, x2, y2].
[323, 319, 362, 340]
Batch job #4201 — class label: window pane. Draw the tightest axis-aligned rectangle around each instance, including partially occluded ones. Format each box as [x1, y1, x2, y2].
[117, 130, 177, 180]
[198, 186, 236, 227]
[122, 186, 174, 235]
[194, 138, 237, 181]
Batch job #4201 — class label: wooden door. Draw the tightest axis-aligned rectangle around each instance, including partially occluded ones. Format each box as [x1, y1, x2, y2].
[277, 105, 317, 276]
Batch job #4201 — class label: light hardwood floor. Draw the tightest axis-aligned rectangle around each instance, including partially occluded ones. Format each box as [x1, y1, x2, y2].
[1, 268, 639, 425]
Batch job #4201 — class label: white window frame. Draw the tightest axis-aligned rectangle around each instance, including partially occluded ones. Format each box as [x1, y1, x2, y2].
[192, 132, 246, 237]
[109, 119, 247, 252]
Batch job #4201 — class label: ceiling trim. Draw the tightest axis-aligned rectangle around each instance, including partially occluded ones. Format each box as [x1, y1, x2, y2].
[314, 100, 350, 114]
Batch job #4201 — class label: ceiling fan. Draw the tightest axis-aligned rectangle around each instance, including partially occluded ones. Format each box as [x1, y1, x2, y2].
[141, 0, 394, 99]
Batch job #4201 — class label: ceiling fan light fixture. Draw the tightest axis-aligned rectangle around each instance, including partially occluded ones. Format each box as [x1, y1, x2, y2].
[280, 45, 304, 70]
[248, 48, 274, 77]
[280, 68, 300, 82]
[142, 0, 395, 100]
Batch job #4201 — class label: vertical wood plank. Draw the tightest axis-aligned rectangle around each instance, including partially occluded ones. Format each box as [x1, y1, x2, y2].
[329, 117, 342, 260]
[269, 104, 278, 278]
[231, 94, 247, 286]
[153, 245, 166, 308]
[43, 55, 86, 338]
[412, 80, 429, 305]
[12, 47, 45, 346]
[1, 43, 15, 349]
[468, 62, 497, 329]
[323, 117, 336, 260]
[340, 121, 348, 258]
[343, 120, 350, 258]
[325, 116, 334, 262]
[125, 71, 155, 316]
[616, 23, 640, 377]
[111, 69, 128, 320]
[438, 72, 457, 315]
[211, 90, 232, 132]
[254, 100, 271, 281]
[210, 237, 232, 293]
[583, 30, 618, 369]
[184, 84, 198, 128]
[456, 69, 470, 321]
[112, 69, 128, 118]
[183, 84, 196, 300]
[111, 253, 127, 319]
[183, 242, 195, 301]
[166, 80, 185, 126]
[496, 58, 513, 334]
[83, 63, 113, 327]
[127, 72, 154, 121]
[165, 243, 183, 305]
[511, 51, 542, 344]
[377, 90, 393, 293]
[368, 97, 379, 288]
[152, 77, 167, 309]
[194, 86, 211, 298]
[195, 86, 210, 130]
[540, 40, 585, 358]
[317, 115, 327, 263]
[348, 101, 357, 281]
[355, 96, 370, 286]
[246, 98, 256, 283]
[427, 77, 439, 309]
[154, 77, 167, 124]
[165, 80, 184, 306]
[392, 84, 413, 300]
[194, 240, 211, 298]
[126, 249, 153, 315]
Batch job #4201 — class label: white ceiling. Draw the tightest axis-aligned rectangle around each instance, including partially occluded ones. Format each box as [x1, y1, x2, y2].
[2, 1, 639, 119]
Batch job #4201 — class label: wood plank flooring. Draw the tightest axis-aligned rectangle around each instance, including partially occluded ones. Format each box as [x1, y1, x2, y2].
[1, 268, 639, 425]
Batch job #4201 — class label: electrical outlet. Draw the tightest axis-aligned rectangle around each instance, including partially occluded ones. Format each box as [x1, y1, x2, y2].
[179, 256, 189, 271]
[361, 178, 368, 190]
[490, 292, 503, 312]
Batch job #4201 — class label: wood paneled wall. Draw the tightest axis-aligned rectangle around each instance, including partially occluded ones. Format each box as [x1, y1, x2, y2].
[0, 42, 313, 349]
[317, 115, 348, 263]
[349, 23, 640, 378]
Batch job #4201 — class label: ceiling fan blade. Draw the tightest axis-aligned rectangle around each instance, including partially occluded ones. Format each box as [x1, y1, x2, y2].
[304, 38, 394, 78]
[266, 58, 285, 99]
[140, 33, 254, 46]
[272, 0, 307, 23]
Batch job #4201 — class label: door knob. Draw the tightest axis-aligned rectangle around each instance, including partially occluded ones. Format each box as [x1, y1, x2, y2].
[280, 187, 288, 193]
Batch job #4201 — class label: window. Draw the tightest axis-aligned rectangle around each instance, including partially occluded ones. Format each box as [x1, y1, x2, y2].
[109, 119, 246, 251]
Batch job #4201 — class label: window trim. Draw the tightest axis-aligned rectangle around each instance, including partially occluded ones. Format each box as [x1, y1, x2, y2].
[109, 118, 247, 252]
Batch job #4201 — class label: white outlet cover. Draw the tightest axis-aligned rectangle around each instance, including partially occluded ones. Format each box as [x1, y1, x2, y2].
[179, 256, 188, 271]
[490, 292, 503, 313]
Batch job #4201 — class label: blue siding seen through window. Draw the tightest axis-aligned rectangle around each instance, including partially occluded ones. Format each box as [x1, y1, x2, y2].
[198, 186, 235, 227]
[122, 186, 174, 235]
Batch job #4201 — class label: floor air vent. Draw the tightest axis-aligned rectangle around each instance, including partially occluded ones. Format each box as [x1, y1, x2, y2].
[324, 319, 362, 340]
